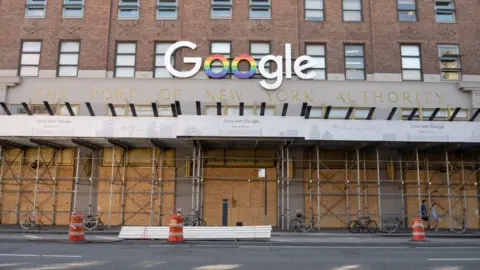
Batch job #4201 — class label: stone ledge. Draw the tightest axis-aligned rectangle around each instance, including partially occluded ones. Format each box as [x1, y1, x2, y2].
[457, 81, 480, 91]
[0, 76, 21, 87]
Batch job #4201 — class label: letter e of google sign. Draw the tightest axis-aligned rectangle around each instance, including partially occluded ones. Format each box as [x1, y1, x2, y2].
[164, 41, 316, 91]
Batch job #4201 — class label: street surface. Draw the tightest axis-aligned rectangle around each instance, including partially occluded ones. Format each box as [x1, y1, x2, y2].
[0, 234, 480, 269]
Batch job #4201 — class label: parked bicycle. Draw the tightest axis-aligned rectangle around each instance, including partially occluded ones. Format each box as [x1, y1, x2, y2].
[290, 212, 313, 233]
[383, 217, 404, 234]
[348, 216, 378, 233]
[19, 212, 45, 230]
[450, 215, 467, 234]
[183, 214, 206, 226]
[84, 213, 105, 231]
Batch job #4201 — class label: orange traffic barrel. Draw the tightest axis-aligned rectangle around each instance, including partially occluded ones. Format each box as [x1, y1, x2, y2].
[168, 213, 184, 243]
[412, 217, 426, 241]
[68, 212, 86, 242]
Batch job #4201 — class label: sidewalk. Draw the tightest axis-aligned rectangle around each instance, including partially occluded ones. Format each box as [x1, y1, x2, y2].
[0, 225, 121, 235]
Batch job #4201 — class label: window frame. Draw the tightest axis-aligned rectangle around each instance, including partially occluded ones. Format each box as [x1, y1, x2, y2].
[342, 0, 362, 22]
[305, 43, 326, 81]
[211, 0, 233, 19]
[62, 0, 84, 18]
[114, 41, 137, 78]
[57, 40, 81, 77]
[118, 0, 139, 19]
[344, 44, 365, 81]
[154, 41, 176, 78]
[437, 44, 461, 81]
[249, 0, 271, 20]
[304, 0, 324, 21]
[400, 44, 423, 81]
[18, 40, 42, 77]
[249, 41, 271, 78]
[157, 0, 178, 20]
[434, 0, 455, 23]
[396, 0, 418, 22]
[25, 0, 47, 18]
[209, 41, 232, 78]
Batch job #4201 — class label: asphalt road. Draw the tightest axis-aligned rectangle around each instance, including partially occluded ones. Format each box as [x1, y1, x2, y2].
[0, 240, 479, 270]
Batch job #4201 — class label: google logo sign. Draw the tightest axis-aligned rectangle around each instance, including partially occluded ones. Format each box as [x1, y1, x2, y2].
[164, 41, 317, 90]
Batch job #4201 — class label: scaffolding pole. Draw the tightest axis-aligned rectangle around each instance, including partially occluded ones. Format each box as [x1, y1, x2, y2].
[72, 148, 81, 212]
[276, 150, 280, 228]
[108, 147, 115, 227]
[286, 146, 290, 230]
[88, 151, 96, 215]
[376, 149, 382, 229]
[196, 148, 201, 215]
[445, 151, 453, 231]
[345, 152, 350, 224]
[0, 146, 3, 223]
[120, 151, 127, 225]
[315, 146, 320, 230]
[356, 149, 361, 218]
[399, 155, 406, 227]
[199, 149, 204, 219]
[281, 147, 285, 230]
[51, 150, 60, 225]
[461, 156, 468, 226]
[15, 149, 25, 224]
[158, 150, 164, 225]
[308, 153, 312, 222]
[426, 154, 432, 209]
[149, 147, 156, 226]
[363, 152, 368, 217]
[192, 147, 197, 215]
[32, 147, 41, 220]
[415, 149, 422, 217]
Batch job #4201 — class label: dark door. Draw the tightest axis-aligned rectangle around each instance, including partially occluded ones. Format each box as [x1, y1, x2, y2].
[222, 199, 228, 226]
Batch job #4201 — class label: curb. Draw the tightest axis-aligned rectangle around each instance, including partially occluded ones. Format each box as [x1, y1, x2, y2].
[27, 239, 123, 244]
[0, 230, 120, 235]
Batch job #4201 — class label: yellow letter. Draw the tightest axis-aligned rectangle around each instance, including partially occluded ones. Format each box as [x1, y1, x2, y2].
[276, 90, 286, 102]
[402, 92, 412, 105]
[90, 88, 99, 101]
[229, 89, 242, 101]
[205, 89, 216, 101]
[292, 90, 300, 102]
[387, 92, 399, 104]
[304, 90, 314, 103]
[337, 92, 347, 104]
[435, 92, 444, 104]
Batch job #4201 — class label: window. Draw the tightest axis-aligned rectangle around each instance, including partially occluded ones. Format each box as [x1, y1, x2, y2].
[344, 45, 364, 80]
[118, 0, 139, 19]
[401, 108, 420, 120]
[122, 105, 173, 117]
[249, 0, 271, 19]
[211, 0, 232, 19]
[438, 45, 461, 81]
[115, 42, 136, 78]
[422, 108, 448, 120]
[210, 42, 231, 77]
[250, 42, 270, 77]
[397, 0, 417, 22]
[58, 104, 80, 115]
[155, 42, 175, 78]
[305, 0, 323, 21]
[435, 0, 455, 23]
[63, 0, 84, 18]
[25, 0, 46, 18]
[157, 0, 177, 20]
[343, 0, 361, 22]
[205, 104, 275, 116]
[58, 41, 80, 77]
[305, 44, 325, 80]
[400, 45, 422, 81]
[107, 105, 127, 116]
[19, 41, 42, 77]
[354, 108, 372, 119]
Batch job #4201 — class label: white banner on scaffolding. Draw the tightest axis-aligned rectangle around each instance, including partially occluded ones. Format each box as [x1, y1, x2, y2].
[0, 115, 479, 143]
[0, 116, 177, 138]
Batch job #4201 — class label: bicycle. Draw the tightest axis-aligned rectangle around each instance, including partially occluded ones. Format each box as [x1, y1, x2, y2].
[84, 213, 105, 231]
[450, 215, 467, 234]
[348, 216, 378, 233]
[19, 212, 45, 230]
[289, 212, 313, 233]
[383, 217, 404, 234]
[183, 214, 206, 226]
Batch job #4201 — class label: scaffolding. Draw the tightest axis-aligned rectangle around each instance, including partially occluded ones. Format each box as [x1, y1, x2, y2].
[0, 141, 478, 230]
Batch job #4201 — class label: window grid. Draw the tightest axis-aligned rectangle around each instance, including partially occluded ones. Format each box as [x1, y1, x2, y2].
[401, 108, 469, 121]
[63, 0, 84, 18]
[249, 0, 271, 19]
[397, 0, 417, 22]
[154, 42, 175, 78]
[25, 0, 47, 18]
[305, 0, 324, 21]
[115, 42, 136, 78]
[305, 44, 326, 80]
[204, 104, 276, 116]
[250, 42, 270, 78]
[210, 42, 232, 78]
[157, 0, 178, 20]
[344, 44, 365, 81]
[57, 41, 80, 77]
[435, 0, 455, 23]
[438, 44, 461, 81]
[118, 0, 139, 19]
[343, 0, 362, 22]
[211, 0, 233, 19]
[400, 44, 422, 81]
[19, 40, 42, 77]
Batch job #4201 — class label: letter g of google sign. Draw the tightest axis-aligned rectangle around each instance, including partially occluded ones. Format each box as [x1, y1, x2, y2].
[164, 41, 316, 91]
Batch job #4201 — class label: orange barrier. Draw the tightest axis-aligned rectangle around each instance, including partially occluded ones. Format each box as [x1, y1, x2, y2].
[168, 213, 184, 243]
[412, 217, 426, 241]
[68, 212, 85, 242]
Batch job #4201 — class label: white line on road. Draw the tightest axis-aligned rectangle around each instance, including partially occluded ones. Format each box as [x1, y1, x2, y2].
[94, 236, 118, 240]
[23, 235, 42, 239]
[42, 255, 82, 258]
[428, 258, 480, 261]
[0, 254, 82, 258]
[0, 263, 30, 267]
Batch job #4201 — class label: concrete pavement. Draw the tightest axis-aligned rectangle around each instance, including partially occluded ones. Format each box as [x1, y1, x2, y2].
[0, 240, 480, 269]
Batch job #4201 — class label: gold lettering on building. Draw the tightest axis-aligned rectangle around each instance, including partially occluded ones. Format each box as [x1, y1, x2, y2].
[304, 90, 314, 103]
[336, 92, 346, 103]
[374, 92, 384, 104]
[159, 89, 171, 100]
[403, 92, 412, 104]
[36, 88, 67, 101]
[435, 92, 444, 104]
[387, 92, 398, 103]
[292, 90, 300, 102]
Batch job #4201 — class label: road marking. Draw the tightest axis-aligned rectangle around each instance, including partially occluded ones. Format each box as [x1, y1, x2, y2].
[94, 236, 118, 240]
[23, 234, 42, 239]
[0, 263, 30, 267]
[194, 265, 242, 270]
[0, 254, 39, 257]
[0, 254, 81, 258]
[417, 247, 480, 249]
[332, 265, 359, 270]
[428, 258, 480, 261]
[42, 255, 82, 258]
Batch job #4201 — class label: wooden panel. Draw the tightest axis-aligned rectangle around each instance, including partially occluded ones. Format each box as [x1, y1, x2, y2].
[127, 148, 153, 167]
[102, 148, 125, 167]
[59, 148, 75, 166]
[204, 150, 225, 166]
[255, 149, 276, 167]
[225, 150, 255, 167]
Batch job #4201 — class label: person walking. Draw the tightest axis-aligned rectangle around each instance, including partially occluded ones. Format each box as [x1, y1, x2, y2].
[420, 200, 430, 228]
[430, 203, 439, 231]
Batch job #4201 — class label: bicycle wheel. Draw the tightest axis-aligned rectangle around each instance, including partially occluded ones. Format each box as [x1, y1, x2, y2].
[84, 220, 95, 231]
[197, 219, 206, 226]
[20, 217, 32, 230]
[97, 221, 105, 231]
[348, 220, 360, 233]
[451, 217, 467, 234]
[383, 218, 398, 234]
[300, 220, 313, 233]
[367, 220, 378, 233]
[289, 218, 301, 232]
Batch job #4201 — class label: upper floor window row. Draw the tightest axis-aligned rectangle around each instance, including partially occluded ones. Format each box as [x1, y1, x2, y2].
[23, 0, 457, 23]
